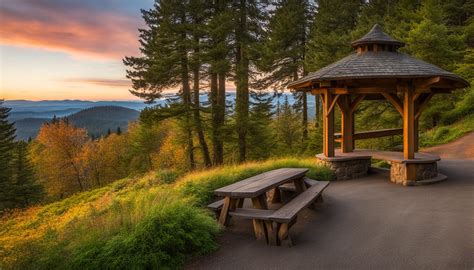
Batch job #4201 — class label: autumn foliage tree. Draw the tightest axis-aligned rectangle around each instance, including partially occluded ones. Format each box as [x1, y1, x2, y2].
[31, 120, 88, 198]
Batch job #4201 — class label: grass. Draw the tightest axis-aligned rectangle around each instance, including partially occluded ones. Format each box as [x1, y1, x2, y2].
[420, 114, 474, 147]
[0, 157, 332, 270]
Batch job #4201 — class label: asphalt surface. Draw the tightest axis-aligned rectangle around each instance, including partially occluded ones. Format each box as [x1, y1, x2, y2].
[187, 152, 474, 269]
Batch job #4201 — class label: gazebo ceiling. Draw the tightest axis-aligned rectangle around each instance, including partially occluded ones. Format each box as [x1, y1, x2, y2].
[288, 24, 470, 91]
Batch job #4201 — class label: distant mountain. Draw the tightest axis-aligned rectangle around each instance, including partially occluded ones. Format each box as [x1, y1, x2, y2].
[14, 118, 51, 140]
[5, 100, 150, 121]
[13, 106, 139, 140]
[66, 106, 140, 137]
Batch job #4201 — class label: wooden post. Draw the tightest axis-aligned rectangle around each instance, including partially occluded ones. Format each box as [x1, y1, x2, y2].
[337, 95, 354, 153]
[323, 90, 335, 157]
[403, 85, 415, 159]
[414, 118, 419, 152]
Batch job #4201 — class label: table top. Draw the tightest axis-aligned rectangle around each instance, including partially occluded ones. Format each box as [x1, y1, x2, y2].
[214, 168, 309, 198]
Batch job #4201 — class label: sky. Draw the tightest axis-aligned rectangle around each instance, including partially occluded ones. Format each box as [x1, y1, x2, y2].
[0, 0, 155, 101]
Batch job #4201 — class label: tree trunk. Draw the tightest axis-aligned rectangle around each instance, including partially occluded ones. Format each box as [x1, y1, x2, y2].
[180, 34, 195, 170]
[193, 44, 212, 167]
[236, 0, 249, 163]
[210, 72, 224, 165]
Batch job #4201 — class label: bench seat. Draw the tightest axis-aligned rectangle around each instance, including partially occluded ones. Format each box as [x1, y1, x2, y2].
[270, 181, 329, 223]
[207, 199, 225, 210]
[229, 208, 275, 220]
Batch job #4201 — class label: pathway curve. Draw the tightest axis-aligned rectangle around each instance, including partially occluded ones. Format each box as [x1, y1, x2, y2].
[422, 132, 474, 159]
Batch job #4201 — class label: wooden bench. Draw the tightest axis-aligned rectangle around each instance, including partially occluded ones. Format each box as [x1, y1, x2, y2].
[228, 180, 330, 246]
[207, 199, 225, 218]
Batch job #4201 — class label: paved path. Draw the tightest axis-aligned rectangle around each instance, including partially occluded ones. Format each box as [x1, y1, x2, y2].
[188, 143, 474, 269]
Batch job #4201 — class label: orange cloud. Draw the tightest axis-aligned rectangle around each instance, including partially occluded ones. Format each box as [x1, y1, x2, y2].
[0, 5, 142, 59]
[63, 78, 131, 87]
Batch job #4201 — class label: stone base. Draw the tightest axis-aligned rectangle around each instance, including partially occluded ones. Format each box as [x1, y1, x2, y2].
[316, 155, 371, 180]
[316, 150, 445, 186]
[390, 161, 441, 186]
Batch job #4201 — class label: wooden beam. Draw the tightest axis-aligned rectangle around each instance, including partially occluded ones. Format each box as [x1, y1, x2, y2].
[350, 94, 366, 113]
[403, 86, 415, 159]
[334, 128, 403, 140]
[415, 92, 434, 120]
[320, 81, 332, 87]
[326, 94, 340, 116]
[349, 87, 397, 94]
[382, 93, 403, 116]
[323, 91, 335, 157]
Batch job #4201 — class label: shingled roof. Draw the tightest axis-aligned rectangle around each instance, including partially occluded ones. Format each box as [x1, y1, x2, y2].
[288, 25, 469, 89]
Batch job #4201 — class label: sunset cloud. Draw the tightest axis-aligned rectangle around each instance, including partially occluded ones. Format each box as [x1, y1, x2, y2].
[63, 78, 131, 88]
[0, 0, 149, 59]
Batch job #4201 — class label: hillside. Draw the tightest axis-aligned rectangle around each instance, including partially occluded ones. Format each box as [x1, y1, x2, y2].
[13, 106, 139, 140]
[0, 158, 332, 269]
[14, 118, 51, 140]
[66, 106, 140, 137]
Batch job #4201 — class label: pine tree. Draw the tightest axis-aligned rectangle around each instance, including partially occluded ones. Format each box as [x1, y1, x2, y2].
[0, 100, 17, 211]
[124, 1, 200, 169]
[255, 0, 313, 142]
[11, 141, 43, 208]
[305, 0, 362, 71]
[247, 91, 275, 160]
[233, 0, 268, 162]
[274, 96, 302, 155]
[205, 0, 233, 165]
[406, 0, 465, 69]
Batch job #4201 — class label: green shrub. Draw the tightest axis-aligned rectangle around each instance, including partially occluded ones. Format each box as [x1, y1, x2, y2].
[176, 158, 333, 206]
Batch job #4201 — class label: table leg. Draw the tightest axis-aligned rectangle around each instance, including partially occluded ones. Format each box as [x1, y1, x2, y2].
[293, 177, 307, 194]
[251, 194, 277, 245]
[218, 197, 237, 226]
[271, 187, 281, 204]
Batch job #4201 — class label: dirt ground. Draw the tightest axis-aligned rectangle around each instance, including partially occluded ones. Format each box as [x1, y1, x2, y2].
[422, 132, 474, 159]
[187, 134, 474, 270]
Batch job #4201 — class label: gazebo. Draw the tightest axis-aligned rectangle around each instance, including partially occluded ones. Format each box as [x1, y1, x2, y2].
[288, 24, 469, 185]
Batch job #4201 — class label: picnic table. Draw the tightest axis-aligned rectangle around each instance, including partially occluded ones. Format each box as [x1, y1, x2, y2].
[209, 168, 329, 246]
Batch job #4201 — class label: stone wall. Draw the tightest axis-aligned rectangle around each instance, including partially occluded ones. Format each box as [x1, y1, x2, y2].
[318, 158, 371, 180]
[390, 162, 438, 186]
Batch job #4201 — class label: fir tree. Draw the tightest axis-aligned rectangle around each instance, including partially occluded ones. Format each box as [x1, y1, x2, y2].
[305, 0, 362, 71]
[232, 0, 268, 162]
[255, 0, 313, 141]
[11, 141, 43, 208]
[274, 96, 302, 155]
[205, 0, 233, 165]
[247, 91, 275, 160]
[0, 100, 17, 211]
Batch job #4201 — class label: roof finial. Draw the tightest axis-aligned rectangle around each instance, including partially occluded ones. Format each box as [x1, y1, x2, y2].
[351, 24, 405, 49]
